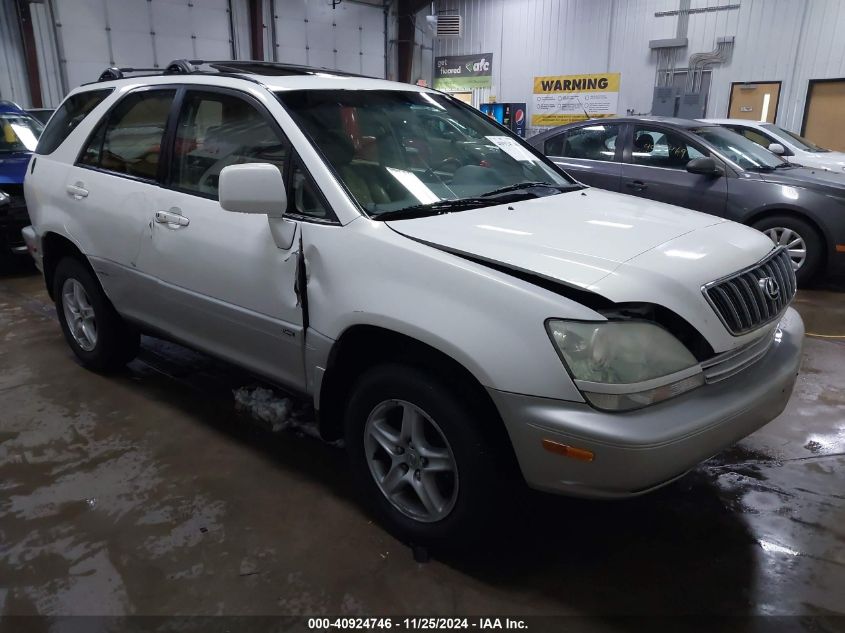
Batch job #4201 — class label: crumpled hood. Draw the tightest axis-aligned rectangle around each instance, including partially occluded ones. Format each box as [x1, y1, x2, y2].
[386, 188, 727, 288]
[388, 187, 777, 351]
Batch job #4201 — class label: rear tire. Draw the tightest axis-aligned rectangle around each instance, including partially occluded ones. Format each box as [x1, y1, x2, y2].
[752, 215, 823, 286]
[53, 257, 139, 372]
[344, 363, 506, 546]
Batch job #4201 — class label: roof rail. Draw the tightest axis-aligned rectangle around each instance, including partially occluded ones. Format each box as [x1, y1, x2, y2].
[98, 59, 204, 82]
[208, 60, 367, 78]
[96, 58, 371, 83]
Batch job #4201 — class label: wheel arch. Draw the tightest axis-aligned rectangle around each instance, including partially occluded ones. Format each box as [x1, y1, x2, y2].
[317, 324, 519, 472]
[744, 207, 828, 247]
[41, 232, 94, 300]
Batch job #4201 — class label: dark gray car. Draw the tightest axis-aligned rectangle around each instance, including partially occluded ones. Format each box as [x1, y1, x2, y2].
[529, 117, 845, 284]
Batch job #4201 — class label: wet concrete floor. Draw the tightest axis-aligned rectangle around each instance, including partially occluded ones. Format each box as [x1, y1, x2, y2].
[0, 264, 843, 619]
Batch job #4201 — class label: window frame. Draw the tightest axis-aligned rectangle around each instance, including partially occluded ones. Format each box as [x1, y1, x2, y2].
[622, 123, 712, 171]
[163, 85, 288, 200]
[74, 83, 340, 225]
[74, 85, 179, 186]
[544, 122, 624, 163]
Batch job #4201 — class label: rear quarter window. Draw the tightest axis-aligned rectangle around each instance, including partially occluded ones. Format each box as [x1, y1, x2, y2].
[35, 88, 113, 155]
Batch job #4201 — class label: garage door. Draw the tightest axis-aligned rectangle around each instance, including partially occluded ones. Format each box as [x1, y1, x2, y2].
[52, 0, 234, 90]
[273, 0, 385, 78]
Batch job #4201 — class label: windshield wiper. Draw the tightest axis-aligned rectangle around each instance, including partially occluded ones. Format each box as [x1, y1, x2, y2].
[374, 182, 582, 221]
[480, 181, 579, 198]
[374, 197, 497, 221]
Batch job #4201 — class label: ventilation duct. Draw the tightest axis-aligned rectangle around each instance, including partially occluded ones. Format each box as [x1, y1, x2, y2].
[434, 14, 462, 38]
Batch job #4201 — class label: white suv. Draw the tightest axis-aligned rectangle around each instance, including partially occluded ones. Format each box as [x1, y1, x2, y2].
[23, 61, 803, 543]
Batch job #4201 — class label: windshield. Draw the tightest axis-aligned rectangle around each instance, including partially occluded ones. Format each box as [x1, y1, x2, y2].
[690, 126, 785, 170]
[0, 112, 44, 153]
[275, 90, 576, 218]
[761, 123, 829, 153]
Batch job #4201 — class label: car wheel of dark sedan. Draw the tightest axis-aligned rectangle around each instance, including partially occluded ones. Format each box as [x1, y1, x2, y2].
[752, 215, 823, 285]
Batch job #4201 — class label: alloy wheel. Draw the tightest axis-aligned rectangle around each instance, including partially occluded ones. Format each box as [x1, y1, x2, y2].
[364, 399, 459, 523]
[764, 227, 806, 271]
[62, 278, 97, 352]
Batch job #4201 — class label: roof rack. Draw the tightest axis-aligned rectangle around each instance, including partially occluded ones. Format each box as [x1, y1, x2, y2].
[208, 60, 366, 78]
[96, 59, 369, 83]
[97, 59, 204, 81]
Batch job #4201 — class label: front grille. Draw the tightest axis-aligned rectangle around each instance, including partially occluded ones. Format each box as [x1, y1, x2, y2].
[703, 247, 796, 336]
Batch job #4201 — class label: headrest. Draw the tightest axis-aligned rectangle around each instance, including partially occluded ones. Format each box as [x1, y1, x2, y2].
[634, 133, 655, 151]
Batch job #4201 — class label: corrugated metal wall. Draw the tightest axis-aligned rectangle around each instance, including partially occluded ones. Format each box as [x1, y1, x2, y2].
[428, 0, 845, 135]
[0, 0, 30, 106]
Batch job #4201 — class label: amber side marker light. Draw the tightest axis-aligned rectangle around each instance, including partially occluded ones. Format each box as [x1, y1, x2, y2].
[836, 244, 845, 253]
[542, 439, 595, 462]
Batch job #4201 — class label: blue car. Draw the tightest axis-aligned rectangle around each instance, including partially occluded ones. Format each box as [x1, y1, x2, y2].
[0, 100, 44, 260]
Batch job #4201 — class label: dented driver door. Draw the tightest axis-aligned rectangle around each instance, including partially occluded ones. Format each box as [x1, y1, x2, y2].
[134, 87, 306, 391]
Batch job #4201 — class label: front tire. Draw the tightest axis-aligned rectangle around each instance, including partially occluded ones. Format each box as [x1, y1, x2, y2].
[752, 215, 823, 285]
[53, 257, 139, 372]
[344, 364, 505, 545]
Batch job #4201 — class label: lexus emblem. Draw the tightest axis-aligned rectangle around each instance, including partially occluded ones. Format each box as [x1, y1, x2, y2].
[759, 277, 780, 300]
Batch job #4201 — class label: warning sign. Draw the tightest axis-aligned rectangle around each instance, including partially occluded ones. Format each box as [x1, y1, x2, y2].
[532, 73, 621, 126]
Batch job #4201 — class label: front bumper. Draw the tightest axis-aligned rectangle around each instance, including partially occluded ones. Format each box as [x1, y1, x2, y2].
[490, 308, 804, 498]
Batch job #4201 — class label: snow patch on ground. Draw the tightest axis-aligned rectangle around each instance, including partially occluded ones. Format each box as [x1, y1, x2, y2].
[233, 386, 341, 446]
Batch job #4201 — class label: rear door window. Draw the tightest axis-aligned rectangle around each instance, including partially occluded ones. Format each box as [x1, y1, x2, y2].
[545, 124, 620, 162]
[631, 127, 705, 169]
[78, 89, 176, 181]
[35, 88, 113, 155]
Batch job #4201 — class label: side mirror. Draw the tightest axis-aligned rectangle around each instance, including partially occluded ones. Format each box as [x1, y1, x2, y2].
[219, 163, 287, 217]
[768, 143, 786, 156]
[686, 157, 723, 177]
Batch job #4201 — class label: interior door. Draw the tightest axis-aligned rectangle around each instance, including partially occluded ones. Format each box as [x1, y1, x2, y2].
[542, 122, 623, 191]
[729, 82, 781, 123]
[136, 87, 306, 390]
[621, 125, 727, 216]
[803, 80, 845, 152]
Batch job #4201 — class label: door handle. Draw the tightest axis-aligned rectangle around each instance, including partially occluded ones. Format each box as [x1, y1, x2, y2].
[154, 210, 190, 227]
[626, 180, 647, 191]
[66, 183, 89, 199]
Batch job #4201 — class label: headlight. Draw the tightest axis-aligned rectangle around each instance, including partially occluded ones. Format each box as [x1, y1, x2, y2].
[547, 320, 704, 411]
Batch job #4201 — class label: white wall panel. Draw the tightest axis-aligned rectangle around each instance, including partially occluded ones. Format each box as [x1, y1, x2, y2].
[273, 0, 386, 77]
[30, 1, 65, 107]
[49, 0, 235, 91]
[0, 0, 30, 106]
[430, 0, 845, 134]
